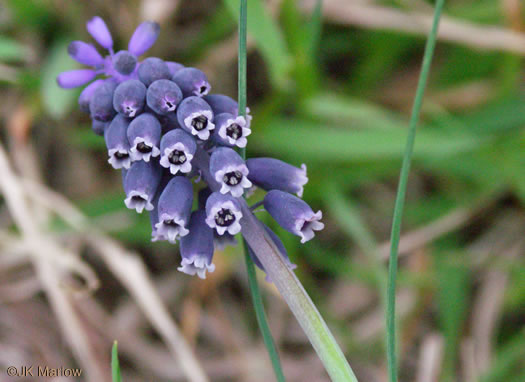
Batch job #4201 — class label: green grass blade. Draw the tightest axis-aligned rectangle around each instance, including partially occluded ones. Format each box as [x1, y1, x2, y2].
[111, 341, 122, 382]
[224, 0, 292, 89]
[238, 1, 286, 380]
[385, 1, 446, 381]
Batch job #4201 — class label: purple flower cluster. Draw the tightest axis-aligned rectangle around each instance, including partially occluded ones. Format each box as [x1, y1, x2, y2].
[58, 17, 324, 280]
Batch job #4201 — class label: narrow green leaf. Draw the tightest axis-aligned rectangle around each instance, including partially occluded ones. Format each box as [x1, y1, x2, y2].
[385, 1, 446, 381]
[224, 0, 292, 88]
[254, 119, 483, 162]
[112, 341, 122, 382]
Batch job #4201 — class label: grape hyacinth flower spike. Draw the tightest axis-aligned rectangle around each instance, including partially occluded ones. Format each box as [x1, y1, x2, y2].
[179, 210, 216, 279]
[210, 147, 252, 197]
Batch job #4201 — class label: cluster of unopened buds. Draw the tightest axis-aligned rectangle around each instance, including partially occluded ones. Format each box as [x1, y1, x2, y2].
[58, 17, 324, 280]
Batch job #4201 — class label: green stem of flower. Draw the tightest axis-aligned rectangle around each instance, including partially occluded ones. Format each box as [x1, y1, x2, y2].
[238, 1, 286, 381]
[386, 1, 446, 382]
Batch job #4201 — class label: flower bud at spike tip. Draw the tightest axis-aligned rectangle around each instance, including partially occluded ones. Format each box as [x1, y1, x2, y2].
[138, 57, 171, 87]
[179, 210, 216, 279]
[68, 41, 104, 66]
[264, 190, 324, 244]
[112, 51, 137, 75]
[246, 158, 308, 197]
[146, 79, 183, 115]
[105, 114, 132, 169]
[205, 192, 242, 235]
[113, 79, 146, 118]
[172, 67, 211, 97]
[90, 81, 117, 122]
[210, 147, 252, 197]
[156, 176, 193, 243]
[177, 96, 215, 140]
[128, 21, 160, 57]
[57, 69, 96, 89]
[87, 16, 113, 50]
[127, 113, 162, 162]
[159, 129, 196, 175]
[123, 161, 162, 213]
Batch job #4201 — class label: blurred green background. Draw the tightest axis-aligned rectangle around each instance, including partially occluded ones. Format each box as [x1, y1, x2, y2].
[0, 0, 524, 381]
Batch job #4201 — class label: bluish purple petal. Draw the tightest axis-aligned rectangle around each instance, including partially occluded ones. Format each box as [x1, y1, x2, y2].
[205, 192, 243, 235]
[176, 96, 215, 140]
[156, 176, 193, 243]
[138, 57, 170, 87]
[78, 79, 104, 113]
[209, 147, 252, 197]
[179, 210, 216, 279]
[159, 129, 196, 175]
[123, 160, 162, 213]
[263, 190, 324, 244]
[246, 158, 308, 197]
[89, 81, 117, 122]
[172, 67, 211, 97]
[127, 113, 162, 162]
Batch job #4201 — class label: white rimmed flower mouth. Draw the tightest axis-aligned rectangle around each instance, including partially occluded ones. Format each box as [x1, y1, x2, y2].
[215, 165, 252, 197]
[184, 110, 215, 140]
[155, 213, 189, 243]
[194, 81, 210, 97]
[178, 256, 216, 279]
[159, 143, 193, 174]
[205, 201, 242, 235]
[108, 147, 131, 169]
[130, 136, 160, 162]
[294, 210, 324, 244]
[124, 190, 153, 213]
[217, 116, 251, 148]
[295, 164, 308, 198]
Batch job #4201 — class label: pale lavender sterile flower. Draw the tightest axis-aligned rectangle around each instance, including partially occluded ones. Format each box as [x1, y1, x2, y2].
[113, 79, 147, 118]
[159, 129, 196, 175]
[213, 113, 251, 148]
[105, 114, 132, 169]
[90, 81, 117, 122]
[246, 158, 308, 197]
[263, 190, 324, 244]
[179, 210, 216, 279]
[247, 223, 297, 283]
[155, 176, 193, 243]
[127, 113, 162, 162]
[57, 69, 97, 88]
[128, 21, 160, 57]
[146, 79, 183, 115]
[177, 96, 215, 140]
[78, 79, 105, 113]
[68, 41, 104, 67]
[123, 160, 162, 213]
[205, 192, 243, 235]
[138, 57, 171, 87]
[210, 147, 252, 197]
[172, 67, 211, 97]
[86, 16, 113, 51]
